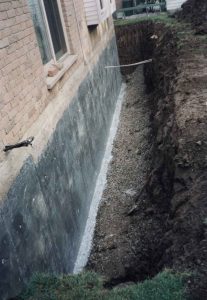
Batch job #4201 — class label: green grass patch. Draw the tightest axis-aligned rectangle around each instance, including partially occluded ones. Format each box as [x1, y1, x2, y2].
[114, 13, 194, 35]
[18, 270, 187, 300]
[114, 13, 177, 27]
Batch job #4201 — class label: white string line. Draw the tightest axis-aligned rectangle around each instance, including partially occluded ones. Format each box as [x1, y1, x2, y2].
[105, 58, 153, 69]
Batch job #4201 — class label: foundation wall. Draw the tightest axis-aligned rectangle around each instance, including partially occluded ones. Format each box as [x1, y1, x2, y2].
[0, 35, 121, 299]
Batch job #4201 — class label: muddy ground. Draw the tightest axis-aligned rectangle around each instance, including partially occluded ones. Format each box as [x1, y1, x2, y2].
[88, 11, 207, 300]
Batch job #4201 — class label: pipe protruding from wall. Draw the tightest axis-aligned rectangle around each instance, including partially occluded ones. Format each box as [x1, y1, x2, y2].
[3, 137, 34, 152]
[105, 58, 153, 69]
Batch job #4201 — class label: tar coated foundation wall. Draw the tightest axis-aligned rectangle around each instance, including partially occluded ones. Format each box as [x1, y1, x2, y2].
[0, 36, 121, 299]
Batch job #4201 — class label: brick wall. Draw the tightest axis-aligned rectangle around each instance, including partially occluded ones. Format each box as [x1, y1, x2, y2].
[0, 0, 115, 163]
[0, 3, 120, 296]
[0, 0, 48, 148]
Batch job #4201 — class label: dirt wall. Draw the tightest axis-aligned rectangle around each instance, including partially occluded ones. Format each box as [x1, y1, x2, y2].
[115, 20, 207, 299]
[115, 22, 154, 75]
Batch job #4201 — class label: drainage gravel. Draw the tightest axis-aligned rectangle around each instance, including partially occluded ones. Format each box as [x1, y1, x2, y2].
[87, 67, 154, 282]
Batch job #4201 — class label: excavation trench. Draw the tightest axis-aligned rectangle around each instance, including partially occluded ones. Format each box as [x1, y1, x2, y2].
[87, 21, 175, 284]
[87, 66, 154, 283]
[87, 20, 207, 298]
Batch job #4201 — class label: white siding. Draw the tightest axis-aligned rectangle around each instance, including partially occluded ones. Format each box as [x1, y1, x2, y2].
[166, 0, 186, 11]
[84, 0, 115, 26]
[84, 0, 99, 25]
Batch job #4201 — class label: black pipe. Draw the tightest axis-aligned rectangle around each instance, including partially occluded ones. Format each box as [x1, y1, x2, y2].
[3, 137, 34, 152]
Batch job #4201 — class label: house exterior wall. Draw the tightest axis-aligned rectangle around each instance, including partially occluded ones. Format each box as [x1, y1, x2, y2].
[0, 0, 47, 149]
[0, 2, 119, 196]
[0, 0, 122, 298]
[0, 0, 116, 154]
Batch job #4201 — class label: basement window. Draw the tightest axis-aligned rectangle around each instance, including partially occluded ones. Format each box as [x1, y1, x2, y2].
[28, 0, 77, 88]
[43, 0, 67, 60]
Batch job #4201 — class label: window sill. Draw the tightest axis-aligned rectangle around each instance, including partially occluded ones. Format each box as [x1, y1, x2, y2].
[46, 55, 77, 90]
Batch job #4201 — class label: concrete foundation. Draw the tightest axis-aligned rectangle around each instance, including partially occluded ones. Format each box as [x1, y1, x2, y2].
[0, 36, 121, 299]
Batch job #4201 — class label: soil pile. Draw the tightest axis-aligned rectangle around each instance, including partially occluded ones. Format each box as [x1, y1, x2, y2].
[180, 0, 207, 34]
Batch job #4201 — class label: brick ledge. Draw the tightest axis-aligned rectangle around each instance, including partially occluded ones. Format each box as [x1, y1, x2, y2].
[46, 55, 78, 90]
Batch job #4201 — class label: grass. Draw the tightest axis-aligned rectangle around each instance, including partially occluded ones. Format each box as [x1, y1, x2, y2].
[18, 270, 187, 300]
[114, 13, 194, 35]
[114, 13, 177, 27]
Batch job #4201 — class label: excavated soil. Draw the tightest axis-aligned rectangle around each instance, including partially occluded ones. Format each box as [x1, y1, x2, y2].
[179, 0, 207, 34]
[88, 14, 207, 300]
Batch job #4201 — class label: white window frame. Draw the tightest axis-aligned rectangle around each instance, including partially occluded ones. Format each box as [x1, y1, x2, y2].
[39, 0, 70, 70]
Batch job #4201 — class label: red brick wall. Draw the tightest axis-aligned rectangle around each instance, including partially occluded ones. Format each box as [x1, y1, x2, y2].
[0, 0, 115, 161]
[0, 0, 48, 147]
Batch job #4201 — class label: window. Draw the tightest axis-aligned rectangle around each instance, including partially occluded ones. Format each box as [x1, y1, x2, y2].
[28, 0, 68, 65]
[43, 0, 67, 60]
